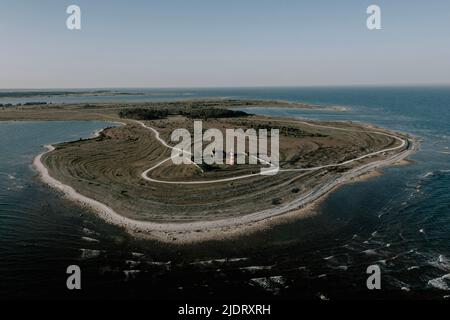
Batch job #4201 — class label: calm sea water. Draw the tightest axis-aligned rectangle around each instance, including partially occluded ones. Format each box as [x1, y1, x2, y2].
[1, 87, 449, 300]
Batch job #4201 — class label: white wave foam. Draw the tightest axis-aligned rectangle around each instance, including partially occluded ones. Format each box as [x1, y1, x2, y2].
[125, 260, 140, 268]
[422, 171, 434, 178]
[401, 286, 411, 292]
[131, 252, 145, 258]
[428, 254, 450, 272]
[227, 257, 249, 263]
[80, 248, 103, 259]
[249, 276, 286, 293]
[146, 261, 170, 270]
[82, 228, 96, 235]
[428, 274, 450, 291]
[363, 249, 378, 256]
[124, 270, 140, 281]
[240, 265, 273, 272]
[318, 292, 330, 300]
[408, 266, 420, 271]
[81, 236, 99, 243]
[191, 259, 227, 266]
[335, 265, 348, 271]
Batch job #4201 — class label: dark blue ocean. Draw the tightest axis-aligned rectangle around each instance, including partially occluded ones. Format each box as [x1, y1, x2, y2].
[1, 87, 449, 300]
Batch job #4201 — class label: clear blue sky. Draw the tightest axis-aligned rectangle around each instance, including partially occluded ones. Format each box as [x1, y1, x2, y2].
[1, 0, 450, 88]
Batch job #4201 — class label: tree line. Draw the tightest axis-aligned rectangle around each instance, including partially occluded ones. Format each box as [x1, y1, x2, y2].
[119, 107, 249, 120]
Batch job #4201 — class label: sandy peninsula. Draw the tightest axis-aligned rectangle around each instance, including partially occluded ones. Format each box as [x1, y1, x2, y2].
[22, 101, 417, 243]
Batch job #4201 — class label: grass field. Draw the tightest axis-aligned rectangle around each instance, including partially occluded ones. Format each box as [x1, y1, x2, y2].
[41, 113, 405, 222]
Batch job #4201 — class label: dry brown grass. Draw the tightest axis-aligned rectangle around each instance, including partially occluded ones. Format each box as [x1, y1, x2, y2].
[41, 114, 404, 223]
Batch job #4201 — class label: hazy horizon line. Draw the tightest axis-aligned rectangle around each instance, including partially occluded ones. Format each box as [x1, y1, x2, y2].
[2, 83, 450, 91]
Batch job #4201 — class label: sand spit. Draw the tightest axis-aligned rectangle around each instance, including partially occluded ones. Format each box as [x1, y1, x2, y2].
[33, 123, 417, 244]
